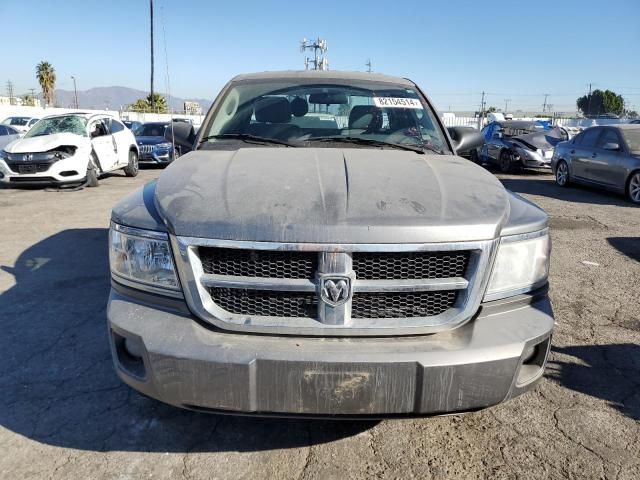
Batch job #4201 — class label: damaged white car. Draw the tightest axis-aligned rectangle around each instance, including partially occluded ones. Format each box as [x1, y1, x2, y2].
[0, 113, 139, 187]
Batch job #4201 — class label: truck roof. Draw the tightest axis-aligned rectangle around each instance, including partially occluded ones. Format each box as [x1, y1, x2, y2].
[231, 70, 415, 87]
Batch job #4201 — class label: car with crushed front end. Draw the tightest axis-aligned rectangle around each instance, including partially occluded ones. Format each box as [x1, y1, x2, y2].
[552, 124, 640, 204]
[107, 70, 554, 417]
[474, 120, 565, 173]
[0, 113, 139, 187]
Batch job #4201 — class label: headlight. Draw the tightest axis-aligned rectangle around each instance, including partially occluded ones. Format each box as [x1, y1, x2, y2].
[515, 147, 536, 159]
[153, 142, 172, 150]
[484, 229, 550, 301]
[109, 223, 180, 295]
[0, 150, 7, 160]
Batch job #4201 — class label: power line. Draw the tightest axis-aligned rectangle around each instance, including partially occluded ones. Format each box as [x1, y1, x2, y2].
[6, 80, 14, 103]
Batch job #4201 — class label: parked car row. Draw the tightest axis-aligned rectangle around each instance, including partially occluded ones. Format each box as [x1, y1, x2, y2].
[466, 117, 640, 204]
[0, 115, 194, 187]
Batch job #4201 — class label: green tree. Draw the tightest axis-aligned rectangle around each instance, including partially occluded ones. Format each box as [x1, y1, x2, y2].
[127, 93, 168, 113]
[36, 61, 56, 106]
[22, 95, 36, 106]
[486, 106, 497, 113]
[576, 89, 624, 117]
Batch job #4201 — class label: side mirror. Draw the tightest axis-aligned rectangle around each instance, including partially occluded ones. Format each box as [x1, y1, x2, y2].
[492, 132, 503, 139]
[165, 122, 196, 153]
[602, 142, 620, 151]
[448, 127, 484, 155]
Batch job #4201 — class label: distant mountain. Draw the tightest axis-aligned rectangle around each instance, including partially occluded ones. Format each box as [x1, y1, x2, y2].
[52, 86, 213, 113]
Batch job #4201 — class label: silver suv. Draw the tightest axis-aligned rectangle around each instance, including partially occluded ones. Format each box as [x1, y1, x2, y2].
[107, 71, 554, 416]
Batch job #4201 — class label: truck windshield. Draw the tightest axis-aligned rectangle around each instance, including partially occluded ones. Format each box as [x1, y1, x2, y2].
[24, 115, 87, 138]
[200, 80, 448, 153]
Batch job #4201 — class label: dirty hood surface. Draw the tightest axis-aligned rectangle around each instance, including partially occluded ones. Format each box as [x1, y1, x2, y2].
[155, 148, 510, 243]
[4, 132, 87, 153]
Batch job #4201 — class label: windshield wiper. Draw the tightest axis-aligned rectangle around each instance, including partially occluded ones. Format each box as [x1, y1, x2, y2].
[306, 136, 429, 154]
[199, 133, 297, 147]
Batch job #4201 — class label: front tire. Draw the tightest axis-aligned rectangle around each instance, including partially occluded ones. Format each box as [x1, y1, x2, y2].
[555, 160, 570, 187]
[124, 150, 139, 177]
[85, 153, 99, 187]
[499, 150, 515, 173]
[627, 171, 640, 204]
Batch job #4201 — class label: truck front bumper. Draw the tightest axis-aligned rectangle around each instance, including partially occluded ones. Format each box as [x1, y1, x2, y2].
[107, 285, 554, 417]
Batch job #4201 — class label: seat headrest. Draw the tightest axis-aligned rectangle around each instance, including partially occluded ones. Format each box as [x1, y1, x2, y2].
[348, 105, 383, 130]
[290, 96, 309, 117]
[255, 97, 291, 123]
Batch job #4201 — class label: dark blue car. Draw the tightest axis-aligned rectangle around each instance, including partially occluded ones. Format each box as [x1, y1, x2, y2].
[133, 122, 178, 165]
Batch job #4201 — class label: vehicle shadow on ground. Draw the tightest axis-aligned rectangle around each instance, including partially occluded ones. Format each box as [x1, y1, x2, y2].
[498, 174, 633, 207]
[0, 229, 376, 453]
[546, 344, 640, 420]
[607, 237, 640, 262]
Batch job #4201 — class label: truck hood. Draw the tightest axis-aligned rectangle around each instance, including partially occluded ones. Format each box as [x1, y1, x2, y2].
[4, 132, 86, 153]
[155, 148, 510, 243]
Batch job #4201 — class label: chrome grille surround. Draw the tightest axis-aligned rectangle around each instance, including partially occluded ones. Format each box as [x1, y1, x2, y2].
[171, 236, 499, 337]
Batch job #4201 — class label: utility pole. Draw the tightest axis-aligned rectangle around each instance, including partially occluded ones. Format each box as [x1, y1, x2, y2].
[149, 0, 155, 111]
[6, 80, 14, 105]
[300, 38, 328, 71]
[479, 91, 486, 129]
[586, 83, 592, 117]
[504, 98, 511, 113]
[365, 59, 372, 73]
[542, 94, 549, 113]
[71, 76, 79, 109]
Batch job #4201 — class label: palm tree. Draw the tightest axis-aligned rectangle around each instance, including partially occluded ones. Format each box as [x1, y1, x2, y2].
[36, 61, 56, 106]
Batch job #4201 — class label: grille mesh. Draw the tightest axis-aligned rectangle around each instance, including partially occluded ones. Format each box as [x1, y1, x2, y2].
[209, 288, 318, 318]
[200, 248, 317, 279]
[352, 251, 469, 280]
[7, 162, 51, 173]
[351, 291, 458, 318]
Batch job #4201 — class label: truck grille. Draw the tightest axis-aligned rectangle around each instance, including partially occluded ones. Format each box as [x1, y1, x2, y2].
[352, 251, 469, 280]
[199, 248, 469, 281]
[209, 288, 317, 318]
[351, 291, 457, 319]
[139, 145, 153, 154]
[176, 238, 495, 336]
[200, 248, 317, 279]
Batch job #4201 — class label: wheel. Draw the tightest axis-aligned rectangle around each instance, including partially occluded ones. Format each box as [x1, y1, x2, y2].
[627, 171, 640, 204]
[555, 160, 570, 187]
[469, 149, 481, 164]
[124, 150, 139, 177]
[172, 146, 181, 161]
[85, 153, 99, 187]
[499, 150, 515, 173]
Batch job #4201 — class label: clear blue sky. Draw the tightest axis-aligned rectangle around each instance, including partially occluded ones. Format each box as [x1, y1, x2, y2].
[3, 0, 640, 112]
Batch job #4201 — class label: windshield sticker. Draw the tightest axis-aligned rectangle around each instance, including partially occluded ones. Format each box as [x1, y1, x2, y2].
[373, 97, 422, 109]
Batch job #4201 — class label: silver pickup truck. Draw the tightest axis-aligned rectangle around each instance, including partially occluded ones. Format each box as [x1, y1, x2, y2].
[107, 71, 553, 417]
